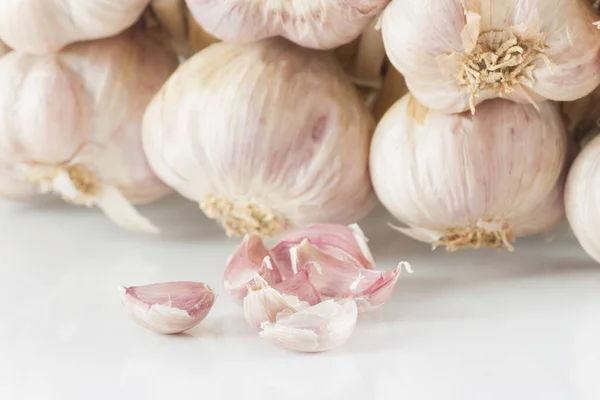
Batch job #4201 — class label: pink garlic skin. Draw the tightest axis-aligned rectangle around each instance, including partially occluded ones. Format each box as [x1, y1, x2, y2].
[0, 28, 178, 204]
[381, 0, 600, 113]
[0, 0, 151, 54]
[185, 0, 389, 50]
[223, 235, 283, 306]
[271, 265, 322, 306]
[120, 282, 216, 334]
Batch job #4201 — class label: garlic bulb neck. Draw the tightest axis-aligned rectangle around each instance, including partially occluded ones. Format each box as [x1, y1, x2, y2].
[200, 194, 288, 238]
[458, 29, 549, 113]
[438, 220, 515, 252]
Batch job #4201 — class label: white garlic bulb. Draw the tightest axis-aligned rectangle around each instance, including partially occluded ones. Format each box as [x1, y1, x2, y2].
[370, 94, 567, 251]
[0, 0, 151, 54]
[184, 0, 390, 50]
[566, 134, 600, 263]
[143, 37, 375, 237]
[0, 28, 178, 232]
[381, 0, 600, 114]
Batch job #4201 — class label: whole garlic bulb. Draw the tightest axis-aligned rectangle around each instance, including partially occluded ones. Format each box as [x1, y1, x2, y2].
[381, 0, 600, 114]
[370, 94, 567, 251]
[0, 29, 178, 232]
[143, 38, 375, 237]
[0, 0, 151, 54]
[184, 0, 390, 50]
[566, 132, 600, 263]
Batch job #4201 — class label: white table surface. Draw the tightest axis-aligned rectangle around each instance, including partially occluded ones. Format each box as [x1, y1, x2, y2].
[0, 194, 599, 400]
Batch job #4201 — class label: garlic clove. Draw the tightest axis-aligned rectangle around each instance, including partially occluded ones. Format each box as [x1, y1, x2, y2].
[224, 235, 283, 305]
[259, 299, 358, 353]
[119, 282, 216, 334]
[243, 275, 306, 332]
[291, 239, 403, 310]
[271, 223, 376, 279]
[271, 264, 322, 306]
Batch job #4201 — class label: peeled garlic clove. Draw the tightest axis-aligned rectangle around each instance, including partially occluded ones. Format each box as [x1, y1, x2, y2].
[185, 0, 390, 50]
[381, 0, 600, 114]
[224, 235, 283, 305]
[371, 94, 568, 251]
[271, 265, 322, 306]
[0, 29, 178, 232]
[143, 38, 375, 238]
[271, 223, 376, 279]
[120, 282, 216, 334]
[0, 0, 151, 54]
[566, 135, 600, 263]
[260, 299, 358, 353]
[243, 275, 305, 332]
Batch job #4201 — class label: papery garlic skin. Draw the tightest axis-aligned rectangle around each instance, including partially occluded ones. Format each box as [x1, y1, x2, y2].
[120, 282, 216, 334]
[370, 95, 567, 251]
[260, 299, 357, 353]
[143, 38, 375, 237]
[185, 0, 389, 50]
[565, 135, 600, 263]
[381, 0, 600, 114]
[0, 29, 178, 232]
[0, 0, 151, 54]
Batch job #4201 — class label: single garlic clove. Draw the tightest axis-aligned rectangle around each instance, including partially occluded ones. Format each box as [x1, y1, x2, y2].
[120, 282, 216, 334]
[260, 299, 358, 353]
[291, 239, 403, 310]
[224, 235, 283, 305]
[243, 275, 306, 332]
[271, 223, 376, 279]
[271, 264, 322, 306]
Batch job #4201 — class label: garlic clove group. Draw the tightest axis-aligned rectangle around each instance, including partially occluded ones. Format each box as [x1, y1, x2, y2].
[120, 281, 216, 334]
[0, 0, 151, 54]
[223, 235, 283, 306]
[260, 299, 358, 353]
[184, 0, 390, 50]
[143, 37, 375, 238]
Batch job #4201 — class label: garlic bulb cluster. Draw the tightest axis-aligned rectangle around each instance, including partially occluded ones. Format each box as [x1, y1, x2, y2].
[381, 0, 600, 114]
[143, 37, 375, 238]
[0, 0, 151, 54]
[184, 0, 390, 50]
[120, 281, 216, 334]
[371, 94, 568, 251]
[0, 28, 178, 232]
[224, 223, 408, 352]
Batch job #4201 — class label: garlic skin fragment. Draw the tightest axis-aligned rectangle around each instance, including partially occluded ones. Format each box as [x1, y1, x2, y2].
[260, 299, 358, 353]
[120, 282, 216, 334]
[185, 0, 390, 50]
[370, 95, 567, 251]
[0, 29, 178, 232]
[143, 38, 375, 238]
[0, 0, 151, 54]
[381, 0, 600, 114]
[223, 235, 283, 306]
[565, 135, 600, 263]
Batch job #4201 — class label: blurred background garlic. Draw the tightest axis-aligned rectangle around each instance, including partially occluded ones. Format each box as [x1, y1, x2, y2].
[0, 0, 151, 54]
[370, 95, 568, 251]
[382, 0, 600, 114]
[184, 0, 390, 50]
[0, 28, 178, 232]
[143, 37, 375, 238]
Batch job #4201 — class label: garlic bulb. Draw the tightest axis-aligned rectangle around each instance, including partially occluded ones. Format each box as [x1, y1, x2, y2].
[120, 282, 216, 334]
[184, 0, 390, 50]
[381, 0, 600, 114]
[565, 133, 600, 263]
[143, 38, 375, 237]
[0, 29, 178, 232]
[225, 223, 405, 311]
[370, 95, 567, 251]
[243, 275, 358, 353]
[0, 0, 151, 54]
